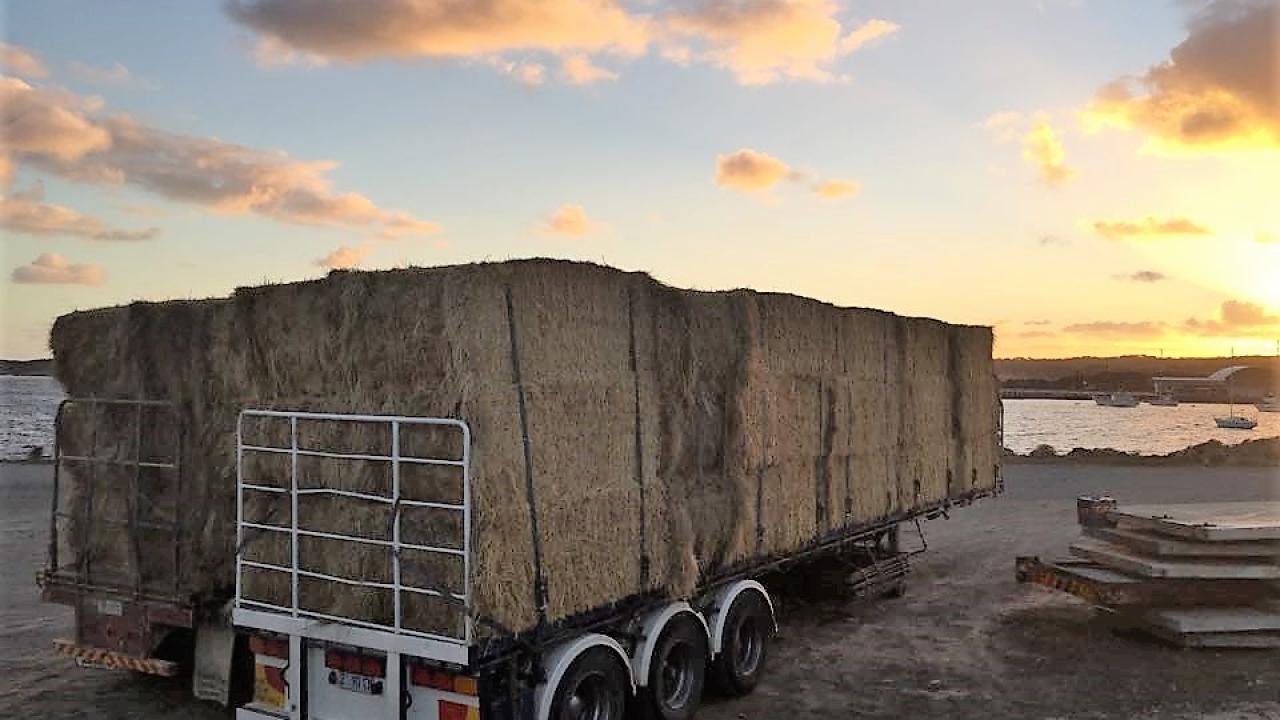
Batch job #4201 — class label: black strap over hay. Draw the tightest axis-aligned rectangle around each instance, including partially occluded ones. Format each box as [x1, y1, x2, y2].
[504, 286, 549, 629]
[626, 289, 650, 589]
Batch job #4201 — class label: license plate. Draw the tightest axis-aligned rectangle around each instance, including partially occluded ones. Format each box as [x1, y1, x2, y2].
[334, 670, 379, 695]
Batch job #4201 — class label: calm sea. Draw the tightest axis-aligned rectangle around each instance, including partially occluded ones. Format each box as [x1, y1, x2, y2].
[2, 376, 1277, 459]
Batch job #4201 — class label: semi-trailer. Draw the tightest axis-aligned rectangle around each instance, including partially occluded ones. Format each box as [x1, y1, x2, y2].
[39, 260, 1002, 719]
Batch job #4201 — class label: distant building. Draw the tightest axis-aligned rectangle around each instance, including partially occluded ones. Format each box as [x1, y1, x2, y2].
[1152, 366, 1276, 402]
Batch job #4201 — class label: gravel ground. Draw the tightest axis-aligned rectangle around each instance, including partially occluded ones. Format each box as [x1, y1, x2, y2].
[2, 461, 1278, 719]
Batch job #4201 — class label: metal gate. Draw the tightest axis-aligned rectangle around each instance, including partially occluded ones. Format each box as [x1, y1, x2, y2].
[45, 398, 184, 602]
[233, 410, 473, 663]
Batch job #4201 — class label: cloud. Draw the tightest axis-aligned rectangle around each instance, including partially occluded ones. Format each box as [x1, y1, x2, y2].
[1037, 235, 1070, 247]
[560, 54, 619, 85]
[1020, 117, 1073, 185]
[1011, 330, 1055, 339]
[1091, 216, 1213, 240]
[516, 62, 547, 86]
[0, 76, 112, 164]
[1085, 0, 1278, 151]
[11, 253, 104, 285]
[663, 4, 898, 85]
[542, 203, 593, 236]
[2, 75, 440, 236]
[1185, 299, 1280, 336]
[715, 148, 793, 192]
[839, 18, 900, 52]
[1062, 321, 1167, 338]
[812, 178, 859, 199]
[1, 182, 159, 241]
[227, 0, 649, 64]
[226, 0, 899, 86]
[1024, 320, 1053, 326]
[67, 61, 131, 84]
[0, 42, 48, 79]
[1117, 270, 1168, 283]
[983, 111, 1024, 141]
[314, 244, 372, 269]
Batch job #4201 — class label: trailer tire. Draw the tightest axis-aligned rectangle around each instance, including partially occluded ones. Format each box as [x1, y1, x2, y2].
[709, 590, 771, 697]
[548, 646, 630, 720]
[635, 614, 707, 720]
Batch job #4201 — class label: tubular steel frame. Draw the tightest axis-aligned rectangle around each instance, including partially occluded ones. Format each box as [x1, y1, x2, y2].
[47, 398, 183, 602]
[233, 409, 473, 662]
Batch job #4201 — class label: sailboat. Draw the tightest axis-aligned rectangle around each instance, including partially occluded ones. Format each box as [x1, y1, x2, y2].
[1215, 352, 1257, 429]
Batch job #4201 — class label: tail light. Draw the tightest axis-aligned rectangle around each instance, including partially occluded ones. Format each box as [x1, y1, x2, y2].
[324, 648, 385, 678]
[410, 665, 478, 696]
[438, 700, 479, 720]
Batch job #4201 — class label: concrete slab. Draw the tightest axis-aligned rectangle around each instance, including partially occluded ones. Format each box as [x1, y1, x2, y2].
[1069, 538, 1280, 580]
[1144, 607, 1280, 634]
[1084, 526, 1280, 559]
[1110, 502, 1280, 542]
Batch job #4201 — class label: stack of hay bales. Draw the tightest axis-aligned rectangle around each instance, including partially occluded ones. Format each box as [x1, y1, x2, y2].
[50, 259, 999, 640]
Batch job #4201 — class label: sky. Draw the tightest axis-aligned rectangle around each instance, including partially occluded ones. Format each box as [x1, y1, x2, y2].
[1, 0, 1277, 360]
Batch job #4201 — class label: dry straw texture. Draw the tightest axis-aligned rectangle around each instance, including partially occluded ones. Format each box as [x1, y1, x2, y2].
[51, 259, 999, 638]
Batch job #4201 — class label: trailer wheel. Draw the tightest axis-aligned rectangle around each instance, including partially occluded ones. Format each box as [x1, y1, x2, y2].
[636, 614, 707, 720]
[549, 646, 630, 720]
[709, 591, 771, 697]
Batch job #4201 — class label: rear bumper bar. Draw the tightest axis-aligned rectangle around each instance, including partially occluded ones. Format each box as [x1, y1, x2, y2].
[52, 638, 179, 676]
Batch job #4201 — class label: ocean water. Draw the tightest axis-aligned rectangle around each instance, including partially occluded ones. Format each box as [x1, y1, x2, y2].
[1002, 398, 1280, 455]
[1, 375, 64, 460]
[2, 376, 1277, 460]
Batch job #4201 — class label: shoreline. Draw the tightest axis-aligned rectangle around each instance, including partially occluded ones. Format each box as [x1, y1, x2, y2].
[1005, 437, 1280, 467]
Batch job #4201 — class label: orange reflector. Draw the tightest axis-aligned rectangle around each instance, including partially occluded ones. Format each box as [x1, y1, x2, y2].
[453, 675, 478, 696]
[249, 635, 288, 659]
[253, 664, 286, 709]
[438, 700, 478, 720]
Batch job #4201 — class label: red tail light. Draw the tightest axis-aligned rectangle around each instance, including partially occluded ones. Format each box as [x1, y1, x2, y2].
[324, 649, 385, 677]
[438, 700, 471, 720]
[411, 665, 454, 691]
[249, 635, 288, 659]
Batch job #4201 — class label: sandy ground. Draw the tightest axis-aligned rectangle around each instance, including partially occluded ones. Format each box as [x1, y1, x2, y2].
[2, 461, 1278, 719]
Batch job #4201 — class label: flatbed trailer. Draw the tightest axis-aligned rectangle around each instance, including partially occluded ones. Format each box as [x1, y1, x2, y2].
[42, 401, 996, 719]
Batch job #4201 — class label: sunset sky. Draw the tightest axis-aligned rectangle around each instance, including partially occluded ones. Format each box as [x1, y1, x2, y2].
[2, 0, 1277, 360]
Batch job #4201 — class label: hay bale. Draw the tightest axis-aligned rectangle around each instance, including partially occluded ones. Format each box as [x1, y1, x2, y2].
[50, 259, 999, 638]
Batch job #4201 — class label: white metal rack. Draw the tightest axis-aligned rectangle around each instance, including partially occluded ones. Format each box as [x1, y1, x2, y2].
[233, 410, 473, 666]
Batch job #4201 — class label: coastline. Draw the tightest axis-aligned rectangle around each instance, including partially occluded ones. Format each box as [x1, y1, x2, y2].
[1005, 437, 1280, 467]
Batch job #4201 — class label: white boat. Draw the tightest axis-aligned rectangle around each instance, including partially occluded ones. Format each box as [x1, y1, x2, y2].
[1215, 415, 1258, 430]
[1146, 393, 1178, 407]
[1094, 391, 1139, 408]
[1256, 394, 1280, 412]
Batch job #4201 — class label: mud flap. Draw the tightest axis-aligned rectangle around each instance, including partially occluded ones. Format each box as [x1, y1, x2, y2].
[193, 619, 236, 705]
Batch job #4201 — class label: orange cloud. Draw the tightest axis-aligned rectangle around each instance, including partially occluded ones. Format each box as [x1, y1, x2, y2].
[227, 0, 648, 63]
[813, 178, 859, 199]
[1020, 117, 1073, 186]
[1091, 216, 1213, 240]
[664, 3, 898, 84]
[227, 0, 898, 86]
[1, 182, 158, 241]
[314, 244, 372, 269]
[1085, 0, 1278, 151]
[2, 75, 439, 236]
[715, 149, 792, 192]
[561, 54, 619, 85]
[1062, 321, 1168, 338]
[542, 203, 593, 236]
[0, 76, 111, 163]
[0, 42, 47, 79]
[11, 253, 104, 285]
[1185, 299, 1280, 336]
